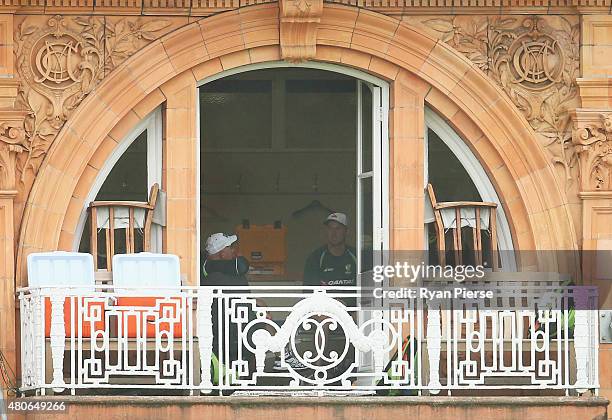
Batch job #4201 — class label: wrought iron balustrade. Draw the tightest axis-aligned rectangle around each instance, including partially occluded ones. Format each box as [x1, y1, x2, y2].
[17, 284, 599, 395]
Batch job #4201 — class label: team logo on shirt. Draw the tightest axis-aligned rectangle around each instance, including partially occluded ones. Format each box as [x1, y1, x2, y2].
[345, 264, 352, 275]
[328, 279, 354, 285]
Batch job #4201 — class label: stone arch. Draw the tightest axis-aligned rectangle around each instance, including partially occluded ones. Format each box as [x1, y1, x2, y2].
[16, 3, 577, 283]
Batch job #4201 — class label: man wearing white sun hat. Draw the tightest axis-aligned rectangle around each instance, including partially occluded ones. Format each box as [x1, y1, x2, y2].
[201, 232, 255, 385]
[204, 232, 238, 261]
[202, 232, 250, 280]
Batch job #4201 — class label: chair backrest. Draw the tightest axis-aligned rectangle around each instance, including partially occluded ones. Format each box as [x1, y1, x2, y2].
[112, 252, 180, 294]
[27, 251, 95, 292]
[426, 183, 499, 269]
[143, 183, 160, 236]
[148, 183, 159, 208]
[426, 183, 438, 208]
[89, 183, 160, 270]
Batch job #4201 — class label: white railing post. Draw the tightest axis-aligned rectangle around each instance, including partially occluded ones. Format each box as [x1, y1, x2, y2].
[251, 329, 270, 374]
[197, 288, 214, 393]
[573, 288, 590, 394]
[49, 290, 66, 392]
[31, 290, 45, 389]
[32, 290, 47, 392]
[370, 311, 387, 373]
[427, 298, 442, 394]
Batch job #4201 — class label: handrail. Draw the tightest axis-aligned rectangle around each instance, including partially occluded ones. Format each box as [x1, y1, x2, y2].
[17, 284, 599, 395]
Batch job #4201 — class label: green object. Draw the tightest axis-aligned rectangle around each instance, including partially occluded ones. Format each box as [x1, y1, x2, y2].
[532, 280, 576, 339]
[376, 337, 419, 396]
[554, 307, 575, 338]
[566, 307, 576, 330]
[533, 307, 576, 339]
[211, 352, 236, 386]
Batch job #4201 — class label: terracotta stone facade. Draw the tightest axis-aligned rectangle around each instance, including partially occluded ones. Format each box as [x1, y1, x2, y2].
[0, 0, 612, 411]
[14, 396, 612, 419]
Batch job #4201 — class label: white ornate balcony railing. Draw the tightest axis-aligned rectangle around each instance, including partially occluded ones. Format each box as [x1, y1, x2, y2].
[17, 284, 599, 395]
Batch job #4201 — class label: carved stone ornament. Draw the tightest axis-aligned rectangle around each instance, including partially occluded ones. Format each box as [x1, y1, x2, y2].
[279, 0, 323, 62]
[571, 110, 612, 192]
[13, 15, 173, 186]
[404, 15, 580, 189]
[0, 110, 27, 191]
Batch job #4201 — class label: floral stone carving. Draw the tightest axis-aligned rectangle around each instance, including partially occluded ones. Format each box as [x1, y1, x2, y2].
[0, 114, 27, 191]
[12, 15, 174, 187]
[571, 110, 612, 191]
[405, 15, 580, 188]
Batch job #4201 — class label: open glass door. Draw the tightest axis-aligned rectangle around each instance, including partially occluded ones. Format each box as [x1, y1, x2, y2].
[356, 79, 386, 380]
[356, 81, 384, 285]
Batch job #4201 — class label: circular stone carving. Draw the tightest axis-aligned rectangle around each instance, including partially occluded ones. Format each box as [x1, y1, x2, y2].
[33, 36, 84, 88]
[508, 33, 564, 91]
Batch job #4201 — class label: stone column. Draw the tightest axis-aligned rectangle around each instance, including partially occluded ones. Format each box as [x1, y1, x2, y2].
[160, 71, 199, 285]
[0, 112, 26, 392]
[0, 114, 25, 390]
[389, 70, 428, 283]
[389, 70, 427, 251]
[0, 188, 17, 383]
[570, 109, 612, 398]
[0, 12, 25, 395]
[571, 14, 612, 402]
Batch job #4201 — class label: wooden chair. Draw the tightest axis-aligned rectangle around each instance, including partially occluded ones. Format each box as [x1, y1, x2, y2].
[88, 183, 159, 270]
[426, 183, 499, 270]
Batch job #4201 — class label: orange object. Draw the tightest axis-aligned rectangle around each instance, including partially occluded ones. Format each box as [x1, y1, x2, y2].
[44, 298, 106, 338]
[235, 223, 287, 275]
[115, 297, 185, 338]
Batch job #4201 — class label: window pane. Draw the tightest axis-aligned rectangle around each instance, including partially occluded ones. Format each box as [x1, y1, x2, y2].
[427, 127, 484, 266]
[200, 79, 273, 149]
[285, 79, 356, 149]
[97, 130, 148, 201]
[200, 68, 370, 283]
[79, 130, 148, 256]
[361, 83, 372, 173]
[427, 128, 480, 202]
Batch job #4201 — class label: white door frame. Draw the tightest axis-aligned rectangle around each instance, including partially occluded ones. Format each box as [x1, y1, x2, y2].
[196, 61, 391, 279]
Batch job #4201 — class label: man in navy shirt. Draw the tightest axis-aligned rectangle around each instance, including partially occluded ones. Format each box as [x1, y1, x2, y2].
[303, 212, 357, 291]
[275, 213, 357, 381]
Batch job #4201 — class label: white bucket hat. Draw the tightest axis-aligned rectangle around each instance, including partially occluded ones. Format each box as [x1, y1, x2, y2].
[205, 232, 238, 255]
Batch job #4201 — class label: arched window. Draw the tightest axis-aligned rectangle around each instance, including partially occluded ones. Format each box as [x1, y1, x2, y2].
[425, 108, 515, 270]
[76, 109, 163, 260]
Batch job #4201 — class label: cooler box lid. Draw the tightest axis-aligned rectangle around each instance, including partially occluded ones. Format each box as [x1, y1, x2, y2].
[27, 251, 95, 291]
[112, 252, 180, 293]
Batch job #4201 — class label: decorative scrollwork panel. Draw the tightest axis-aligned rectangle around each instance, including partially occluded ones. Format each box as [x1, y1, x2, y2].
[404, 15, 580, 190]
[10, 14, 181, 224]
